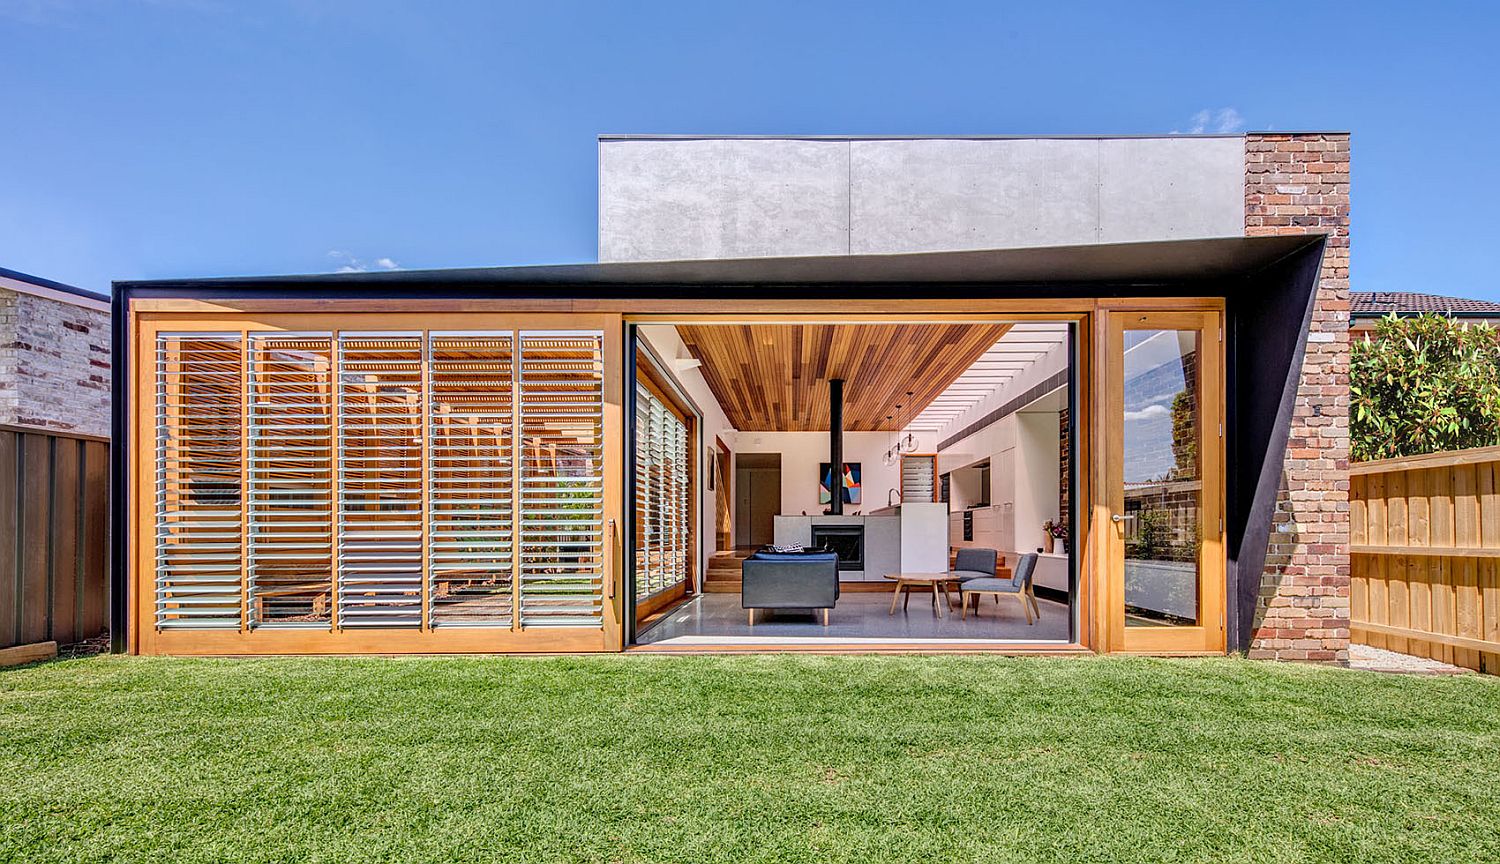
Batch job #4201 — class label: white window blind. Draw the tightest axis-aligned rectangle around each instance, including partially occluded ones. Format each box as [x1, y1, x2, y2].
[901, 455, 937, 503]
[634, 382, 690, 601]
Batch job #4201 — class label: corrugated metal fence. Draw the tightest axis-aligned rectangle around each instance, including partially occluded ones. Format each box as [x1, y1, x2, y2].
[1351, 444, 1500, 674]
[0, 425, 109, 651]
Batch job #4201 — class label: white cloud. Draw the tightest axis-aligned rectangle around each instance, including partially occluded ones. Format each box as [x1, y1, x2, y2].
[327, 250, 400, 273]
[1172, 107, 1246, 135]
[1122, 403, 1171, 423]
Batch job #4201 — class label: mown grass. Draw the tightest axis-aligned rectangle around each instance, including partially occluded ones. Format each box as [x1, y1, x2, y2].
[1, 654, 1497, 863]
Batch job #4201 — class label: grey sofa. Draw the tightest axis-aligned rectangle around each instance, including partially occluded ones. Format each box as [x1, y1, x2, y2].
[741, 550, 840, 625]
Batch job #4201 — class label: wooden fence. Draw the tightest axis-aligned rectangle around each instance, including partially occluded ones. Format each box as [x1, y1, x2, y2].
[1351, 444, 1500, 673]
[0, 426, 109, 651]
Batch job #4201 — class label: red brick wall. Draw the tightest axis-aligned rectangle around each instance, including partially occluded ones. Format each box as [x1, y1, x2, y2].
[1244, 133, 1351, 663]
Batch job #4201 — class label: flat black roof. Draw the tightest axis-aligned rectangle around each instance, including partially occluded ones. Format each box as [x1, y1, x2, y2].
[0, 265, 108, 302]
[116, 235, 1320, 297]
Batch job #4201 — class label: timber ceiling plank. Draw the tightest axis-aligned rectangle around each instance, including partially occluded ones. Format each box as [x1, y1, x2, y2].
[676, 323, 1011, 431]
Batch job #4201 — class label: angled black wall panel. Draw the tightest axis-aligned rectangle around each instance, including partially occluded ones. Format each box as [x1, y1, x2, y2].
[1224, 239, 1327, 652]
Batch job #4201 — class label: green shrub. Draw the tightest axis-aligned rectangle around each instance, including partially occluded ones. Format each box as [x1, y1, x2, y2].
[1350, 313, 1500, 461]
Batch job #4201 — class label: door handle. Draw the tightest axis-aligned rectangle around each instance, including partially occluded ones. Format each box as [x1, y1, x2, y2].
[1111, 513, 1135, 523]
[605, 519, 618, 601]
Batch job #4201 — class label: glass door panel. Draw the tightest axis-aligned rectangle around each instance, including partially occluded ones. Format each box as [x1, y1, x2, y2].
[1107, 311, 1224, 653]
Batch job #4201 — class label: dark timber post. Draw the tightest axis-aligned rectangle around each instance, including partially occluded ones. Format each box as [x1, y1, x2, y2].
[828, 378, 844, 515]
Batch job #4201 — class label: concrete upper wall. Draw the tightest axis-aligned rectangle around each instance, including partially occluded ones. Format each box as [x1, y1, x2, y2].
[599, 136, 1246, 260]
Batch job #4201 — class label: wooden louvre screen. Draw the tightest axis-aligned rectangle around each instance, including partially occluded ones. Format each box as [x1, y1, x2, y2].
[154, 333, 245, 629]
[634, 382, 690, 601]
[517, 331, 606, 626]
[428, 334, 516, 626]
[247, 333, 336, 628]
[336, 334, 424, 627]
[149, 326, 607, 641]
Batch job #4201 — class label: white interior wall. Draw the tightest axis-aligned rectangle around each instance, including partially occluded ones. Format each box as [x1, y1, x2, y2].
[731, 431, 901, 516]
[1015, 411, 1062, 554]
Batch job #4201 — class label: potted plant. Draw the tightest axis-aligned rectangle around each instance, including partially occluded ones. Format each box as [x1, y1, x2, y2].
[1042, 519, 1067, 554]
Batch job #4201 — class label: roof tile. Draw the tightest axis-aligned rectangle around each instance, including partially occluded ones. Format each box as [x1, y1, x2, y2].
[1350, 291, 1500, 317]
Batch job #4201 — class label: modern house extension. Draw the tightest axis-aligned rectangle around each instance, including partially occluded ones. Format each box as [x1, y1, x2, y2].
[111, 132, 1351, 660]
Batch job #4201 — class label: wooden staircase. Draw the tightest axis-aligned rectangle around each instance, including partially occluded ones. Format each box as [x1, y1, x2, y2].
[703, 549, 753, 593]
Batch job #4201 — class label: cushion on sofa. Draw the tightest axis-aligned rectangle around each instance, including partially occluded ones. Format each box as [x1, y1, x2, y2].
[751, 550, 838, 563]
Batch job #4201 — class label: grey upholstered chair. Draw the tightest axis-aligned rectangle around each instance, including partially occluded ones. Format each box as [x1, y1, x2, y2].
[959, 552, 1040, 623]
[950, 547, 999, 582]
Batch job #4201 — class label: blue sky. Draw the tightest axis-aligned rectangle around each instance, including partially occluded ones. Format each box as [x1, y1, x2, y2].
[2, 0, 1497, 298]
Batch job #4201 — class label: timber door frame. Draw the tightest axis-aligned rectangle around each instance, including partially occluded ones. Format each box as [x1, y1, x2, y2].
[1099, 306, 1227, 654]
[130, 311, 625, 655]
[623, 310, 1099, 652]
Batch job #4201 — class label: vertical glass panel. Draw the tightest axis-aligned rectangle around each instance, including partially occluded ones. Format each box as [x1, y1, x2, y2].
[1121, 329, 1201, 627]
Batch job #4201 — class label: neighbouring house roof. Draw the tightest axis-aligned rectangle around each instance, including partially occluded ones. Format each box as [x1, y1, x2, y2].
[0, 265, 109, 311]
[1350, 291, 1500, 319]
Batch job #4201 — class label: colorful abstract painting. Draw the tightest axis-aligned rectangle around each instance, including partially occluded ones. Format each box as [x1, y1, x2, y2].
[819, 462, 862, 505]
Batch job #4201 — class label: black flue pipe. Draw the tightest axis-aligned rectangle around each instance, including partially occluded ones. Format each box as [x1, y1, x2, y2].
[828, 378, 844, 515]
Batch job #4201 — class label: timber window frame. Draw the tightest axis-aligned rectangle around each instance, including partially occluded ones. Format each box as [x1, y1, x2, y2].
[136, 312, 622, 655]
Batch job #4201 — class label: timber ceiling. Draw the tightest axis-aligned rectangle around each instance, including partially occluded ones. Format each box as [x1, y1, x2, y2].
[675, 323, 1011, 431]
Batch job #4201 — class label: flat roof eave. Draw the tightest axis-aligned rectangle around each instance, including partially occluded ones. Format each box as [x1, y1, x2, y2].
[115, 235, 1322, 297]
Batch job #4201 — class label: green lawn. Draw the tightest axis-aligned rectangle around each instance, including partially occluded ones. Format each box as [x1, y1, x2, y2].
[2, 655, 1497, 863]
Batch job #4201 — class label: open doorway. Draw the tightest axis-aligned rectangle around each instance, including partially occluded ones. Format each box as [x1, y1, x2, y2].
[734, 453, 780, 548]
[630, 319, 1079, 647]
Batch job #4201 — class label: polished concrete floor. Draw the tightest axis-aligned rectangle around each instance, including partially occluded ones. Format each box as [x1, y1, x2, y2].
[636, 590, 1072, 646]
